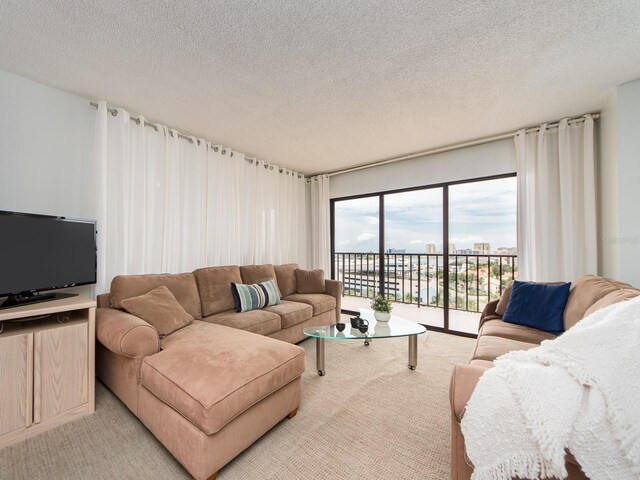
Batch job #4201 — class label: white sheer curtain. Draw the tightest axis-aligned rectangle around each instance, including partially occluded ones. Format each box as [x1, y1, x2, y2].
[95, 101, 308, 293]
[309, 174, 331, 276]
[515, 114, 597, 281]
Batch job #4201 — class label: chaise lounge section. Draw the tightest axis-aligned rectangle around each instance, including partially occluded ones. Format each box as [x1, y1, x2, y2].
[95, 263, 342, 480]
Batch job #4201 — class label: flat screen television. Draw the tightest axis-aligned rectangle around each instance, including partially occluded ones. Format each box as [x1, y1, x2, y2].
[0, 210, 97, 308]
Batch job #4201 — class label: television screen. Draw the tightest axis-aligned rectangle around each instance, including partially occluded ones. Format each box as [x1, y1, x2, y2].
[0, 211, 97, 297]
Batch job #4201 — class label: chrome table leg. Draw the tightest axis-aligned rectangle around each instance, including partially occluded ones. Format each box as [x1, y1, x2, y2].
[408, 335, 418, 370]
[316, 337, 325, 376]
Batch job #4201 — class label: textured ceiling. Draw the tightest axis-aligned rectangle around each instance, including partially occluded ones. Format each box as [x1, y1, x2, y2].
[1, 1, 640, 174]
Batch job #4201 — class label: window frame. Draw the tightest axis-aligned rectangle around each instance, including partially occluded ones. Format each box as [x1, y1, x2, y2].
[330, 172, 517, 337]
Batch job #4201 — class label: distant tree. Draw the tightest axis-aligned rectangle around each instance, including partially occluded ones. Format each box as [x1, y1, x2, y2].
[491, 264, 501, 278]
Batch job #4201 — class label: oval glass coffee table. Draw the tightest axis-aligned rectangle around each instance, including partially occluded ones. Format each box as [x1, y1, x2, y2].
[303, 309, 427, 376]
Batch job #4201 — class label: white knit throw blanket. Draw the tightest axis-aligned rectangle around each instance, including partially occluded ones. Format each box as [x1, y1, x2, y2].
[461, 296, 640, 480]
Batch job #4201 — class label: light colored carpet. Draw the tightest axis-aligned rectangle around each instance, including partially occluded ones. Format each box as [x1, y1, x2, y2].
[0, 327, 475, 480]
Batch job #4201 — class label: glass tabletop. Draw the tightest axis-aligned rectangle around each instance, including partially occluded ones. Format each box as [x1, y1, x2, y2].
[303, 309, 426, 340]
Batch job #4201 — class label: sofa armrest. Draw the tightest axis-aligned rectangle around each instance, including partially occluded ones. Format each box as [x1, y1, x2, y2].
[325, 279, 343, 323]
[96, 293, 111, 308]
[478, 300, 500, 329]
[449, 364, 490, 423]
[96, 308, 160, 358]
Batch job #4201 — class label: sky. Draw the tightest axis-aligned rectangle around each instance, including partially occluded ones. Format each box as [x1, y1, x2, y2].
[334, 177, 517, 253]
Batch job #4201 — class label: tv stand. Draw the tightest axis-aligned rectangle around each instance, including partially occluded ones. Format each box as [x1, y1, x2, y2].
[0, 295, 96, 448]
[1, 292, 77, 309]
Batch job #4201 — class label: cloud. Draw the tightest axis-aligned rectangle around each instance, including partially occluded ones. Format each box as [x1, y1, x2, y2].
[357, 232, 376, 242]
[334, 176, 517, 252]
[450, 235, 484, 244]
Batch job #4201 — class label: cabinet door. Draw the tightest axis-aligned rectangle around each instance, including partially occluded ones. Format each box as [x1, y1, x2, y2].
[34, 322, 88, 423]
[0, 332, 34, 435]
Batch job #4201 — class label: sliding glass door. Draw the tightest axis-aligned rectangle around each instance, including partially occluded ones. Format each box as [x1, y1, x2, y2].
[383, 188, 444, 328]
[331, 174, 517, 335]
[333, 196, 380, 310]
[447, 177, 517, 334]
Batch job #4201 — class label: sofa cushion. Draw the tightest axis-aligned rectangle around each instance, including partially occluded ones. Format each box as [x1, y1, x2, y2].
[193, 265, 242, 317]
[274, 263, 298, 297]
[563, 275, 635, 330]
[472, 335, 539, 362]
[295, 269, 326, 294]
[232, 280, 281, 312]
[264, 300, 313, 329]
[283, 293, 336, 316]
[110, 273, 202, 320]
[502, 281, 571, 335]
[479, 319, 557, 344]
[240, 264, 278, 287]
[141, 321, 305, 435]
[120, 286, 194, 337]
[584, 288, 640, 317]
[203, 309, 281, 336]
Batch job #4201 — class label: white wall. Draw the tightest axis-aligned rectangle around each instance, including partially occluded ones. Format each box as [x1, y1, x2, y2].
[0, 69, 95, 219]
[329, 138, 516, 199]
[596, 88, 619, 278]
[0, 69, 96, 297]
[616, 78, 640, 287]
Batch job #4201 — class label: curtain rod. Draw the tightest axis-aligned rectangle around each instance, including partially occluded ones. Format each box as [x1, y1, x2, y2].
[323, 113, 600, 177]
[89, 101, 304, 178]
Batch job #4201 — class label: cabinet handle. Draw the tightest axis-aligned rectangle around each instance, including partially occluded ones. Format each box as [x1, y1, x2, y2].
[33, 333, 41, 424]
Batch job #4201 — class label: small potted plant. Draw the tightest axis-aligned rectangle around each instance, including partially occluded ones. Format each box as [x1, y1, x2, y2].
[370, 295, 393, 322]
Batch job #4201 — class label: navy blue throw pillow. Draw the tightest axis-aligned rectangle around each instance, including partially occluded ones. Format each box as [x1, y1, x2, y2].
[502, 280, 571, 335]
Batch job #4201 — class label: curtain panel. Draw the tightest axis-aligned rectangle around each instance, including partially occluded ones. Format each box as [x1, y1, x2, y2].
[309, 174, 331, 276]
[515, 115, 597, 281]
[95, 101, 308, 293]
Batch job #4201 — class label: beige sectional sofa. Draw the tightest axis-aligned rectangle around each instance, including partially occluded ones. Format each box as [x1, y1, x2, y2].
[450, 275, 640, 480]
[95, 263, 342, 480]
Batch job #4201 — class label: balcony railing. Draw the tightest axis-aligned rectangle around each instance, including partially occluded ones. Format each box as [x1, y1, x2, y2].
[333, 252, 517, 314]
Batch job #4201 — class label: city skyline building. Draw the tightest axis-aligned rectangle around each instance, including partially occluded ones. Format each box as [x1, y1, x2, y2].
[473, 242, 491, 254]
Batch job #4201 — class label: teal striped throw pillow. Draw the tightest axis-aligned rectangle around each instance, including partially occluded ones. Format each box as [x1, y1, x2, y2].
[231, 279, 281, 312]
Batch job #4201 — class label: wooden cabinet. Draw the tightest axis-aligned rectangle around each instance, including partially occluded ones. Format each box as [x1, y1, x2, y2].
[0, 332, 33, 436]
[0, 296, 95, 448]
